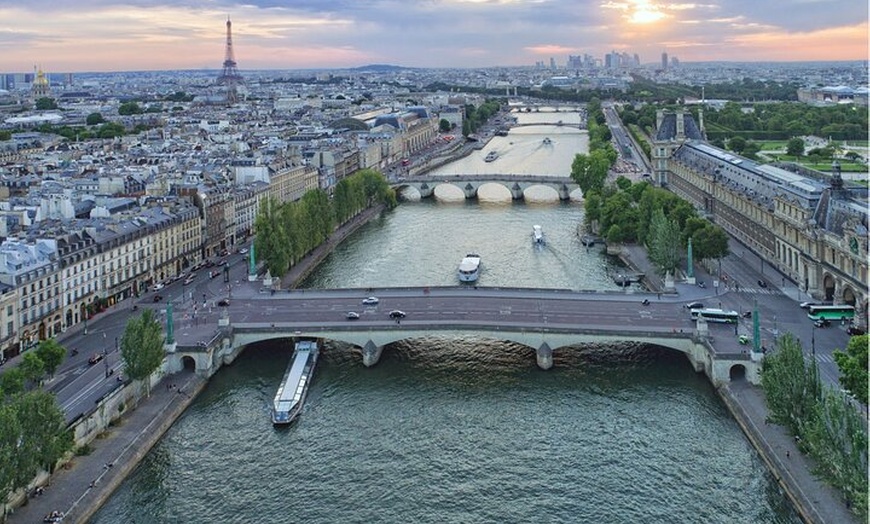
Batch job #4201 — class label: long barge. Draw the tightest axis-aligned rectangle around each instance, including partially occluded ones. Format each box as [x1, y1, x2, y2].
[271, 340, 319, 426]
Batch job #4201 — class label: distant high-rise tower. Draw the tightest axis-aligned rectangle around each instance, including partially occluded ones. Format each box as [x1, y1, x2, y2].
[661, 52, 668, 71]
[216, 16, 243, 104]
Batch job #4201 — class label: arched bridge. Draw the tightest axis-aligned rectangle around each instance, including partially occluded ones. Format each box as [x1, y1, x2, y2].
[165, 287, 760, 386]
[394, 174, 581, 201]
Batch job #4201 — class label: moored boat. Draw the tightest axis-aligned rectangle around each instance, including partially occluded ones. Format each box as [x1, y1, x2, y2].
[484, 151, 499, 162]
[542, 137, 552, 145]
[272, 340, 319, 426]
[458, 253, 481, 282]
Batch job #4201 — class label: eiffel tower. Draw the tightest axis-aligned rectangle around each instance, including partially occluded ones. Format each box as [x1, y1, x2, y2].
[216, 16, 243, 104]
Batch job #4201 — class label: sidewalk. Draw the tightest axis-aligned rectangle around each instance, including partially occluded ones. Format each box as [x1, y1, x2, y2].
[6, 371, 205, 524]
[722, 382, 859, 524]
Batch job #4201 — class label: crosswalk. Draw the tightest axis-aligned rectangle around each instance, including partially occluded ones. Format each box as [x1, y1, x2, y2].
[813, 353, 835, 364]
[734, 287, 780, 296]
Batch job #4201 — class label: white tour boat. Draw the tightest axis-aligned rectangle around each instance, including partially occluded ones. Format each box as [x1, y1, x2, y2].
[532, 225, 545, 244]
[458, 253, 482, 282]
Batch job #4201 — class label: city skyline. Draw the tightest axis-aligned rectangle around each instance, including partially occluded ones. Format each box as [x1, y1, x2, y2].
[0, 0, 867, 73]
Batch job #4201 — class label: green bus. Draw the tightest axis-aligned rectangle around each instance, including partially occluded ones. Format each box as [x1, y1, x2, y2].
[807, 304, 855, 322]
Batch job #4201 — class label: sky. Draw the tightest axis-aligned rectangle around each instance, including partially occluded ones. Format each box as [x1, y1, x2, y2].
[1, 0, 867, 73]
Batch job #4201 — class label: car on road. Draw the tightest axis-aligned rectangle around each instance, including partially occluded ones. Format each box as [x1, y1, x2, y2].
[847, 326, 865, 336]
[152, 283, 164, 291]
[183, 274, 196, 285]
[362, 296, 379, 305]
[389, 310, 406, 319]
[153, 294, 163, 302]
[88, 353, 104, 365]
[346, 311, 360, 320]
[757, 279, 768, 288]
[685, 301, 704, 310]
[239, 248, 249, 255]
[813, 319, 831, 328]
[217, 298, 230, 307]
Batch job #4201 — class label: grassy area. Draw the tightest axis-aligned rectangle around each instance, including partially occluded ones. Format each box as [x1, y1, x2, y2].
[803, 162, 868, 173]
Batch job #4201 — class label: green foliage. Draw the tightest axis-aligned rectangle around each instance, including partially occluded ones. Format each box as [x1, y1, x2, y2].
[35, 97, 58, 110]
[762, 333, 868, 520]
[785, 137, 806, 156]
[35, 338, 66, 377]
[0, 368, 25, 397]
[570, 150, 611, 195]
[728, 136, 746, 154]
[118, 101, 143, 115]
[833, 335, 868, 405]
[691, 223, 730, 262]
[0, 130, 10, 141]
[439, 118, 451, 132]
[462, 100, 501, 136]
[120, 309, 165, 387]
[86, 112, 105, 125]
[0, 390, 73, 497]
[96, 122, 126, 138]
[165, 91, 194, 102]
[705, 102, 867, 141]
[20, 352, 45, 385]
[647, 208, 681, 275]
[255, 171, 395, 279]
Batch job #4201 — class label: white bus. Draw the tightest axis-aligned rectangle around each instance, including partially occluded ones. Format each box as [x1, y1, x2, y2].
[690, 308, 740, 324]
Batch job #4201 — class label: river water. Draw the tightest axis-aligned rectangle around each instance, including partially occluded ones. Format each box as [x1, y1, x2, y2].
[91, 119, 800, 523]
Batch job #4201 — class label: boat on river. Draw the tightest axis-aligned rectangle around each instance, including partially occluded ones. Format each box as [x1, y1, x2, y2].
[532, 225, 545, 244]
[484, 151, 499, 162]
[458, 253, 481, 282]
[271, 340, 319, 426]
[542, 137, 552, 145]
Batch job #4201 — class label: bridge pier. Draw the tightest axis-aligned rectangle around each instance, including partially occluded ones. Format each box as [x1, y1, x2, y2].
[557, 184, 572, 201]
[418, 182, 434, 199]
[462, 183, 477, 199]
[362, 340, 383, 367]
[536, 343, 553, 370]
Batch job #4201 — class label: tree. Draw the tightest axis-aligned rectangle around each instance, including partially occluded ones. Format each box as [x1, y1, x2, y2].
[786, 137, 805, 157]
[692, 224, 730, 262]
[19, 352, 45, 386]
[35, 97, 58, 110]
[647, 208, 681, 276]
[728, 136, 747, 154]
[833, 335, 868, 405]
[86, 112, 105, 125]
[35, 339, 66, 377]
[570, 150, 610, 195]
[439, 118, 451, 132]
[761, 333, 820, 433]
[120, 309, 165, 396]
[0, 368, 25, 397]
[118, 101, 143, 115]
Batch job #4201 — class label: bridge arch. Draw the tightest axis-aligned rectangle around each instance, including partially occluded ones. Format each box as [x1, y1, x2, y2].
[729, 364, 747, 382]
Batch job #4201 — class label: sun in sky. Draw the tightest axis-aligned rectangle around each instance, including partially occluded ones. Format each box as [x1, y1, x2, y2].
[602, 0, 666, 25]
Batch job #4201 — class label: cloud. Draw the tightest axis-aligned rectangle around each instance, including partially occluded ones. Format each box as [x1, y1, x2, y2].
[0, 0, 865, 71]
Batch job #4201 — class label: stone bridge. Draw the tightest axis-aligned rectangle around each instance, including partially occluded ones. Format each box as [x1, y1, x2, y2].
[394, 174, 581, 201]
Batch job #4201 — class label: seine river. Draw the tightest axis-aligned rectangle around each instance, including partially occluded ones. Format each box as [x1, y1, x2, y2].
[91, 117, 800, 523]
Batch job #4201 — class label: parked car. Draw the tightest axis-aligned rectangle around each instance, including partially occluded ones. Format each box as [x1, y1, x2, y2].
[152, 283, 164, 291]
[183, 274, 196, 286]
[847, 326, 865, 336]
[346, 311, 360, 320]
[814, 319, 830, 328]
[799, 301, 817, 309]
[153, 294, 163, 302]
[88, 353, 103, 365]
[362, 296, 379, 305]
[217, 298, 230, 307]
[389, 310, 406, 319]
[239, 248, 249, 255]
[685, 301, 704, 310]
